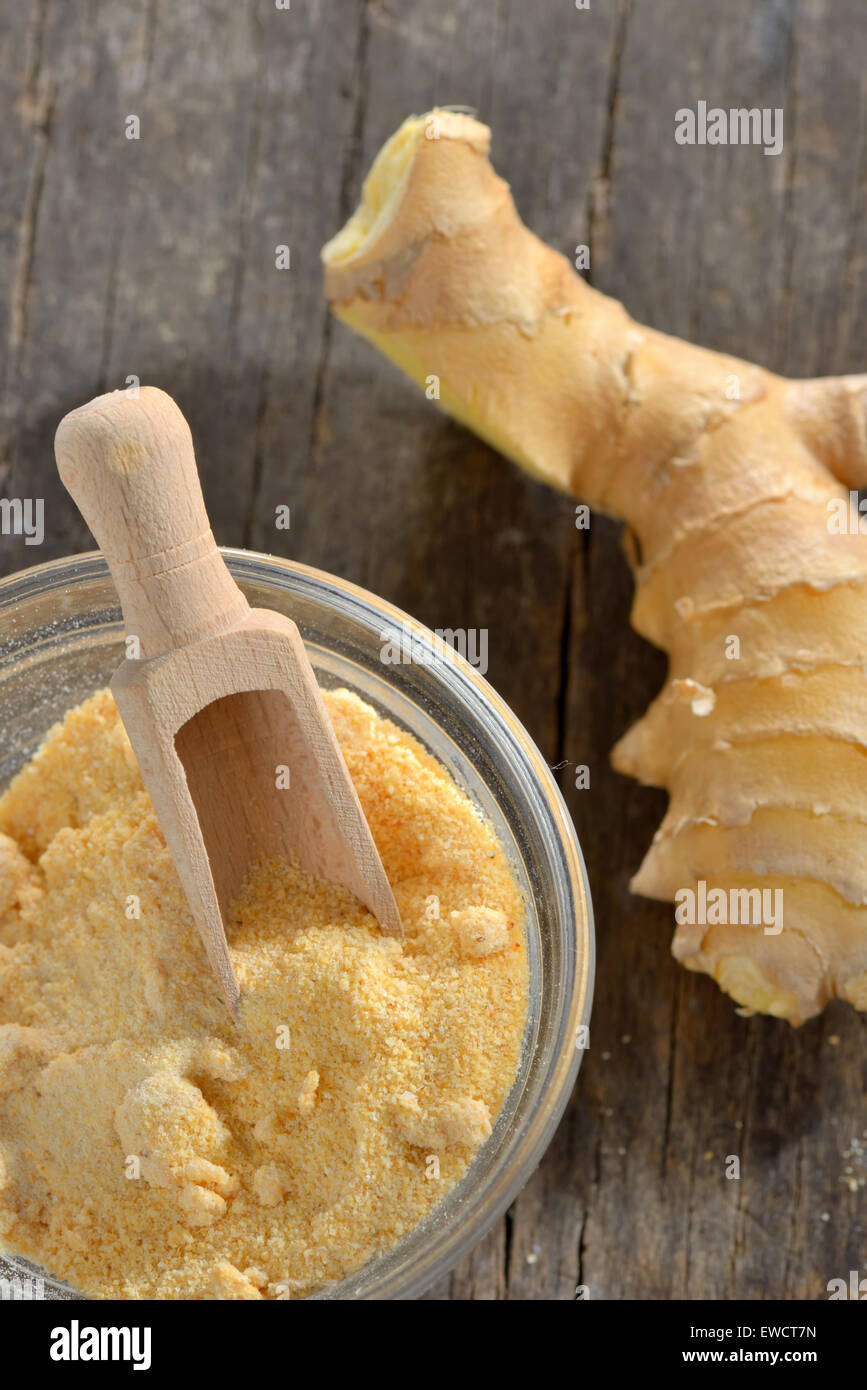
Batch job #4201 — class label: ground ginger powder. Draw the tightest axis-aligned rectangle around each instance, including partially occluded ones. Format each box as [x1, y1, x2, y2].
[0, 688, 528, 1298]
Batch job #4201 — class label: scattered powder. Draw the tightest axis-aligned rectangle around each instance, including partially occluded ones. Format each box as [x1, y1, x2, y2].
[0, 688, 528, 1298]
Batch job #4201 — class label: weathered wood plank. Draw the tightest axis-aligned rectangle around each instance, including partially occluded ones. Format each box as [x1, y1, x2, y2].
[0, 2, 49, 458]
[0, 0, 864, 1302]
[774, 0, 867, 377]
[1, 0, 152, 554]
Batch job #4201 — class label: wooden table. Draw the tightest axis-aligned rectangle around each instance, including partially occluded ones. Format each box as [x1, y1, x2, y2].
[0, 0, 864, 1299]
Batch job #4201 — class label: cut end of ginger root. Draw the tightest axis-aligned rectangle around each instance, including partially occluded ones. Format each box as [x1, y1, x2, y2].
[322, 107, 867, 1024]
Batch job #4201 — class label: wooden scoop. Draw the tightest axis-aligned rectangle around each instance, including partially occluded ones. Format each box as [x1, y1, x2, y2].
[55, 386, 402, 1018]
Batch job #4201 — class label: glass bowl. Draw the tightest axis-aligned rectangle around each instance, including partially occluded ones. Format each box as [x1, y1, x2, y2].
[0, 549, 594, 1301]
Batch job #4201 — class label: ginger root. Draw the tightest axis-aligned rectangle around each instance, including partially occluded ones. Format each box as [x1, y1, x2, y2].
[322, 109, 867, 1025]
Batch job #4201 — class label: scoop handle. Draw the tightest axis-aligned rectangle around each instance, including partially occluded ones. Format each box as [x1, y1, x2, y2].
[55, 387, 248, 658]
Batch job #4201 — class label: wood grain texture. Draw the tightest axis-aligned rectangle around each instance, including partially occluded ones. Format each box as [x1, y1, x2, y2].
[0, 0, 865, 1300]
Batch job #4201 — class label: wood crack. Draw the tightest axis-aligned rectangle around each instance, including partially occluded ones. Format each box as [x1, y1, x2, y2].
[306, 0, 372, 477]
[144, 0, 159, 82]
[98, 0, 162, 394]
[773, 1, 799, 371]
[586, 0, 631, 284]
[235, 0, 270, 549]
[229, 0, 267, 357]
[554, 544, 577, 772]
[837, 64, 867, 367]
[726, 1021, 757, 1294]
[659, 969, 681, 1181]
[243, 361, 271, 550]
[2, 0, 53, 484]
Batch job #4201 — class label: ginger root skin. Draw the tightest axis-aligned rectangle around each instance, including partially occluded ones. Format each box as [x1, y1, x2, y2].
[322, 108, 867, 1025]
